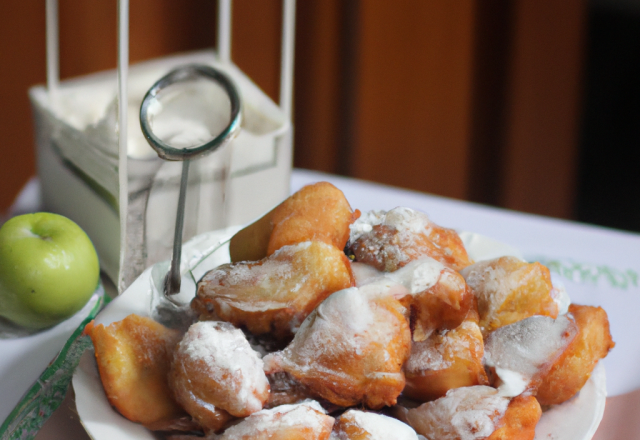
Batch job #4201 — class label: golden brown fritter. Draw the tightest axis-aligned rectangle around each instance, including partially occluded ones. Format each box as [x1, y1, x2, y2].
[483, 314, 579, 398]
[263, 287, 411, 409]
[401, 386, 540, 440]
[404, 308, 488, 402]
[333, 409, 421, 439]
[193, 241, 354, 339]
[401, 386, 510, 439]
[407, 266, 475, 342]
[216, 401, 335, 440]
[348, 208, 471, 272]
[169, 321, 269, 426]
[460, 256, 558, 334]
[486, 395, 541, 440]
[229, 181, 357, 262]
[536, 304, 615, 405]
[268, 182, 358, 255]
[87, 314, 186, 430]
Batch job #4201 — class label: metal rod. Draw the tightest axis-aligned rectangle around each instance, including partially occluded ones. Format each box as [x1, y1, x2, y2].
[165, 159, 190, 296]
[117, 0, 130, 293]
[218, 0, 232, 63]
[45, 0, 59, 98]
[280, 0, 296, 120]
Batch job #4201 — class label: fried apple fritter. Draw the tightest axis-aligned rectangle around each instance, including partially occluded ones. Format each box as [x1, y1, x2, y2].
[483, 315, 578, 397]
[193, 241, 354, 338]
[355, 258, 473, 342]
[348, 208, 471, 272]
[263, 287, 411, 409]
[536, 304, 615, 405]
[87, 314, 186, 429]
[486, 395, 541, 440]
[401, 386, 541, 440]
[333, 409, 421, 439]
[169, 321, 269, 425]
[229, 182, 357, 262]
[404, 308, 488, 402]
[407, 264, 474, 342]
[216, 401, 335, 440]
[401, 386, 511, 440]
[460, 256, 558, 334]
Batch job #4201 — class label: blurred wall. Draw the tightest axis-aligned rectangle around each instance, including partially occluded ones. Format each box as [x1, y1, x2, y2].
[0, 0, 586, 221]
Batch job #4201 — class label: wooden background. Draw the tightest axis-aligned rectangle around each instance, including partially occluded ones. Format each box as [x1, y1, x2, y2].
[0, 0, 585, 219]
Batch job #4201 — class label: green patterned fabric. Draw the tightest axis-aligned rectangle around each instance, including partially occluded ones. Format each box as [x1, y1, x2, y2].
[0, 291, 106, 440]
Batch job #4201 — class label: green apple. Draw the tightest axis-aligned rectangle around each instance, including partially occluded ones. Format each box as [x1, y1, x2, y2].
[0, 212, 100, 329]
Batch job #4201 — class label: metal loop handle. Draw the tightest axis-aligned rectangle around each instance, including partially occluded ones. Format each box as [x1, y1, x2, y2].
[139, 64, 242, 161]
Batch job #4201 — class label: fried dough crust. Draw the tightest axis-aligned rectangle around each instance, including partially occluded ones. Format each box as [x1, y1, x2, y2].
[460, 257, 558, 334]
[408, 268, 475, 342]
[217, 401, 334, 440]
[168, 321, 269, 425]
[193, 241, 354, 338]
[487, 395, 541, 440]
[268, 182, 357, 255]
[404, 308, 488, 402]
[263, 288, 411, 409]
[348, 208, 470, 272]
[229, 182, 357, 262]
[536, 304, 615, 405]
[402, 386, 510, 439]
[334, 409, 420, 439]
[87, 314, 186, 429]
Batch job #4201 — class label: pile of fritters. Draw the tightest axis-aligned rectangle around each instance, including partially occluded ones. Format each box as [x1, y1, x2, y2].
[87, 181, 614, 440]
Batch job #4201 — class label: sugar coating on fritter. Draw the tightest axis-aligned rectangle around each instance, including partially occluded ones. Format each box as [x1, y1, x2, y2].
[536, 304, 615, 405]
[403, 386, 510, 440]
[268, 181, 357, 255]
[334, 409, 421, 440]
[169, 321, 269, 421]
[348, 207, 471, 272]
[404, 309, 488, 401]
[483, 315, 578, 397]
[87, 314, 186, 430]
[217, 400, 334, 440]
[460, 256, 558, 334]
[193, 241, 353, 338]
[263, 286, 411, 409]
[355, 258, 473, 342]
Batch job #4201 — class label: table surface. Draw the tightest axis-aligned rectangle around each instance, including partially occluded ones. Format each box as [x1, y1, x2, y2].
[10, 169, 639, 439]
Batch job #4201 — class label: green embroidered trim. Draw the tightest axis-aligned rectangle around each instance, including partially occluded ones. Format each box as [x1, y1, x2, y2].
[534, 257, 639, 290]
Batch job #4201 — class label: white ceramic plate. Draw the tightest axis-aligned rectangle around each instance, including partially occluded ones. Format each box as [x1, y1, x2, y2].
[72, 230, 606, 440]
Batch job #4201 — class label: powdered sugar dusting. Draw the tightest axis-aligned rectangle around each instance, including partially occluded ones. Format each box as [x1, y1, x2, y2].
[349, 208, 432, 244]
[484, 315, 578, 396]
[178, 321, 269, 415]
[263, 285, 409, 408]
[550, 273, 571, 315]
[384, 207, 431, 235]
[352, 262, 384, 286]
[406, 320, 481, 373]
[406, 386, 509, 440]
[218, 400, 333, 439]
[339, 409, 420, 439]
[349, 210, 386, 242]
[385, 258, 445, 294]
[355, 258, 445, 301]
[460, 258, 519, 328]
